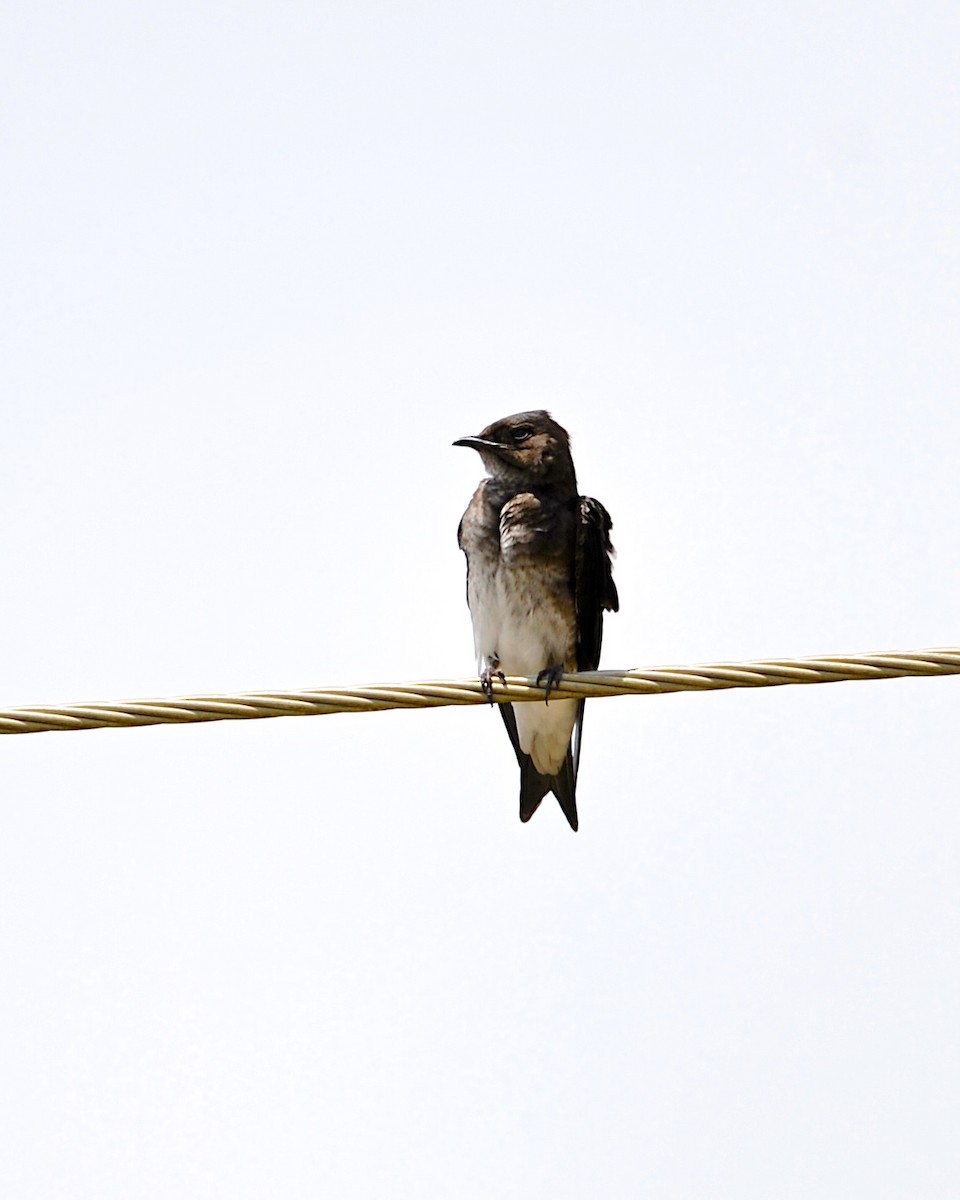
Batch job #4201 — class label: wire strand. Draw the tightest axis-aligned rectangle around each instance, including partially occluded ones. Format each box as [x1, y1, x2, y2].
[1, 648, 957, 736]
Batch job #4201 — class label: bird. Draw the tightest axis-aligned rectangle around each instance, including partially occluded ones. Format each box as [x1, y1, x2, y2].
[454, 411, 618, 830]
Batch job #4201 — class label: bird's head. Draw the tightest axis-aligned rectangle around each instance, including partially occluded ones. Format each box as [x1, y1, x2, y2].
[453, 410, 576, 488]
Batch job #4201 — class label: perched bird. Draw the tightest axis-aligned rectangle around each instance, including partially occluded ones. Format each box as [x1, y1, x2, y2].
[454, 411, 618, 830]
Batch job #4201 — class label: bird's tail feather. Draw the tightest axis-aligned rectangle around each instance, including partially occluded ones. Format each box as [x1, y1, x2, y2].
[499, 703, 580, 832]
[518, 754, 578, 831]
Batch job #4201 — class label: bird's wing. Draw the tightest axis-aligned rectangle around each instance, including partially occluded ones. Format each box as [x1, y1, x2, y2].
[457, 515, 471, 606]
[574, 496, 619, 672]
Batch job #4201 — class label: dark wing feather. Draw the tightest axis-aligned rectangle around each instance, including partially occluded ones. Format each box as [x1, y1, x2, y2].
[574, 496, 619, 671]
[457, 516, 471, 606]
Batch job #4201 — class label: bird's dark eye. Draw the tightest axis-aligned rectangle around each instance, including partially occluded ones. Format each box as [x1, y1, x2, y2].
[512, 427, 534, 443]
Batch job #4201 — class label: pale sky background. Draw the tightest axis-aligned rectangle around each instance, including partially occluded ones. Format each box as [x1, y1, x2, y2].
[2, 2, 959, 1196]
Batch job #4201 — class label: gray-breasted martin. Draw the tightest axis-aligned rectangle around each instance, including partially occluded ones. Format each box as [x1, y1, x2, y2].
[455, 411, 618, 830]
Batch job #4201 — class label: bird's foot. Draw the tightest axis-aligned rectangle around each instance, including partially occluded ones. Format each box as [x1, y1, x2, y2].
[480, 658, 506, 704]
[536, 663, 565, 705]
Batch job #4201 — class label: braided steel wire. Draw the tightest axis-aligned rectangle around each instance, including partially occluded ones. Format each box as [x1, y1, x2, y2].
[0, 648, 957, 736]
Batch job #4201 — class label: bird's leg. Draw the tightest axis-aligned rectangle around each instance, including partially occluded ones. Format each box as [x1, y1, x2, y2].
[536, 663, 565, 705]
[480, 656, 506, 704]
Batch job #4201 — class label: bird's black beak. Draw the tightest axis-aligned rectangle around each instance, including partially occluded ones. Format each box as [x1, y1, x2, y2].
[453, 436, 502, 451]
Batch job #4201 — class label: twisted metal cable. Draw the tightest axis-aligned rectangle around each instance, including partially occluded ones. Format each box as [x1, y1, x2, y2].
[1, 648, 957, 737]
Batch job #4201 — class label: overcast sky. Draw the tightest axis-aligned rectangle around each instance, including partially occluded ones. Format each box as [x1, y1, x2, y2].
[2, 2, 959, 1196]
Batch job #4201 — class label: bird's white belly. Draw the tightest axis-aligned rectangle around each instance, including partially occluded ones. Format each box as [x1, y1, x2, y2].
[469, 566, 570, 674]
[469, 564, 576, 775]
